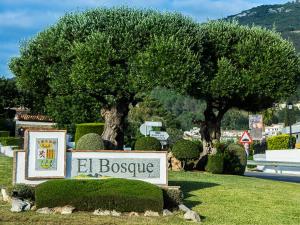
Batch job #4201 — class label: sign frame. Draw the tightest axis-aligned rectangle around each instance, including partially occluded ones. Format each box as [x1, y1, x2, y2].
[24, 129, 67, 180]
[68, 150, 168, 186]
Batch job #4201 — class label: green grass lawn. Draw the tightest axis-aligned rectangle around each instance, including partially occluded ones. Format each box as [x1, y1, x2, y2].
[1, 154, 300, 225]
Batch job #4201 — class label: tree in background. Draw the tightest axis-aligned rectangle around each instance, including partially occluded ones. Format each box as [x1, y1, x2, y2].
[125, 96, 180, 147]
[10, 8, 202, 149]
[134, 21, 300, 155]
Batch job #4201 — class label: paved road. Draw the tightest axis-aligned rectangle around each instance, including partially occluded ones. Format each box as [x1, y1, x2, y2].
[245, 171, 300, 183]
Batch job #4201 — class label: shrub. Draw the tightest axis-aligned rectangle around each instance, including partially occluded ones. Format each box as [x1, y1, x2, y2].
[0, 137, 23, 148]
[35, 179, 163, 212]
[172, 139, 200, 160]
[267, 134, 296, 150]
[75, 123, 104, 144]
[205, 153, 224, 174]
[0, 131, 9, 137]
[223, 144, 247, 175]
[7, 184, 35, 200]
[162, 187, 183, 209]
[134, 136, 161, 151]
[251, 140, 267, 154]
[76, 133, 104, 150]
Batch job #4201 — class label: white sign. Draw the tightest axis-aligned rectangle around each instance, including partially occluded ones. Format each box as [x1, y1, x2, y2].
[150, 131, 169, 141]
[145, 121, 162, 127]
[139, 123, 153, 136]
[14, 150, 168, 186]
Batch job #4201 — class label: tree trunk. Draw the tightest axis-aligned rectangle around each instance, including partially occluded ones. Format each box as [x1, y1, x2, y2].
[199, 104, 225, 157]
[101, 103, 129, 150]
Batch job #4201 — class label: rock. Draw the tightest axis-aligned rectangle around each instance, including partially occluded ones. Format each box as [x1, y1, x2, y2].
[162, 209, 173, 216]
[36, 207, 54, 214]
[23, 200, 31, 211]
[31, 205, 37, 211]
[178, 204, 190, 212]
[93, 209, 111, 216]
[144, 210, 160, 217]
[10, 198, 28, 212]
[111, 210, 121, 217]
[1, 188, 11, 202]
[128, 212, 139, 217]
[184, 210, 201, 223]
[53, 207, 63, 214]
[61, 205, 75, 215]
[171, 157, 182, 171]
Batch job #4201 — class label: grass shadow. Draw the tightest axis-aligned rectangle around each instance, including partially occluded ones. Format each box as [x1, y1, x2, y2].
[169, 180, 219, 208]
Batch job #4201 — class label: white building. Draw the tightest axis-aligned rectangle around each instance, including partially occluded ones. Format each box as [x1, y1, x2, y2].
[264, 123, 284, 137]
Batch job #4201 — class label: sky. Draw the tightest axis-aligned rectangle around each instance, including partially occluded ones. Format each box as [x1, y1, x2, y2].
[0, 0, 288, 77]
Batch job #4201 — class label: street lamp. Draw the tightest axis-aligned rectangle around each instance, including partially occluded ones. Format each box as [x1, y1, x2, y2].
[287, 102, 293, 149]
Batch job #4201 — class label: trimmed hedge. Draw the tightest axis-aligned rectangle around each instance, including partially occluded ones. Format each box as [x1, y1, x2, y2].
[0, 131, 9, 137]
[35, 179, 163, 212]
[267, 134, 296, 150]
[205, 153, 224, 174]
[0, 137, 23, 148]
[76, 133, 104, 150]
[7, 184, 35, 201]
[75, 123, 104, 144]
[223, 144, 247, 175]
[172, 139, 200, 161]
[134, 136, 161, 151]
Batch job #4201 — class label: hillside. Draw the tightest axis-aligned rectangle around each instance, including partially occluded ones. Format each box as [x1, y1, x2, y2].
[226, 1, 300, 51]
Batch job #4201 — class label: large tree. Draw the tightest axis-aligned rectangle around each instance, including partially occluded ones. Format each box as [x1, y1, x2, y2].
[133, 21, 300, 155]
[9, 8, 202, 149]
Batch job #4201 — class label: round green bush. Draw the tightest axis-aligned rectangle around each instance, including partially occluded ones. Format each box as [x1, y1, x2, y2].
[134, 137, 161, 151]
[172, 139, 200, 160]
[35, 178, 163, 212]
[75, 123, 104, 144]
[76, 133, 104, 150]
[205, 153, 224, 174]
[223, 143, 247, 175]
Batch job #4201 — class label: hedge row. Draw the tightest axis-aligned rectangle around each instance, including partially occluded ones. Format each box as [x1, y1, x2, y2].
[0, 137, 23, 148]
[267, 134, 296, 150]
[0, 131, 9, 137]
[35, 179, 163, 212]
[75, 123, 104, 144]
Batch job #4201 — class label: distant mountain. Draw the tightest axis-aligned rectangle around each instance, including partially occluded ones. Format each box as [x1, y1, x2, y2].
[226, 1, 300, 51]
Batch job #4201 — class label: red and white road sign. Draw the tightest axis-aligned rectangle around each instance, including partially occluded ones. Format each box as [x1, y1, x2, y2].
[239, 131, 253, 144]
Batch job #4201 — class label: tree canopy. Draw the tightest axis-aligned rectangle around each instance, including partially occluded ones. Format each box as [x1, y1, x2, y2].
[9, 8, 203, 148]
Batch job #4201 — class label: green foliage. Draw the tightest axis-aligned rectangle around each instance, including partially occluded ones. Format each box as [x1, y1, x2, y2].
[9, 8, 202, 146]
[205, 153, 224, 174]
[166, 128, 183, 148]
[267, 134, 296, 150]
[251, 140, 267, 154]
[0, 137, 23, 147]
[35, 179, 163, 212]
[0, 131, 9, 137]
[7, 184, 35, 200]
[172, 139, 200, 161]
[134, 136, 161, 151]
[126, 96, 180, 147]
[223, 144, 247, 175]
[150, 88, 205, 131]
[75, 123, 104, 144]
[227, 2, 300, 52]
[162, 187, 183, 209]
[76, 133, 104, 150]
